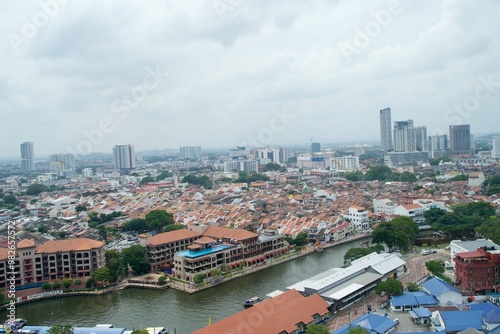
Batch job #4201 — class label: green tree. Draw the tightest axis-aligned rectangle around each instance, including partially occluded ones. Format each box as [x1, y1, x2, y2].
[344, 171, 364, 181]
[372, 217, 418, 251]
[158, 276, 167, 285]
[348, 327, 370, 334]
[194, 273, 205, 284]
[407, 282, 420, 292]
[38, 225, 49, 233]
[139, 176, 156, 185]
[97, 225, 108, 242]
[92, 268, 114, 283]
[292, 231, 309, 246]
[484, 175, 500, 196]
[121, 245, 150, 275]
[75, 205, 87, 212]
[48, 324, 74, 334]
[122, 218, 148, 233]
[52, 281, 61, 289]
[3, 194, 17, 205]
[74, 279, 82, 286]
[264, 163, 282, 171]
[344, 244, 385, 263]
[364, 165, 396, 182]
[476, 217, 500, 245]
[399, 171, 417, 182]
[86, 277, 96, 288]
[453, 201, 495, 218]
[156, 171, 173, 181]
[26, 183, 49, 195]
[425, 260, 444, 276]
[305, 324, 330, 334]
[375, 278, 404, 297]
[62, 279, 73, 289]
[145, 210, 174, 233]
[163, 224, 187, 232]
[424, 208, 447, 225]
[42, 282, 52, 290]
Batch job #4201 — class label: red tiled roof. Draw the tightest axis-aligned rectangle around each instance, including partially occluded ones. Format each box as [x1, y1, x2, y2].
[148, 229, 200, 246]
[203, 225, 257, 241]
[17, 239, 36, 249]
[192, 290, 329, 334]
[36, 238, 104, 253]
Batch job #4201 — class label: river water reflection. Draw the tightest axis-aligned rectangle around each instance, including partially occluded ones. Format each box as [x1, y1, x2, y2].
[2, 238, 368, 333]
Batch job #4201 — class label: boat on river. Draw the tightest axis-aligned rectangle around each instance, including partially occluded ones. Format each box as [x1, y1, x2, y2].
[243, 296, 261, 307]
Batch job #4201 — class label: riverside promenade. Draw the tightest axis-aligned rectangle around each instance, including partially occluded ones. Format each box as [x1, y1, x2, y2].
[168, 233, 372, 293]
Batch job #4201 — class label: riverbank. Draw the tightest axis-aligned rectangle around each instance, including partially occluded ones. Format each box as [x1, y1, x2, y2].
[168, 233, 372, 293]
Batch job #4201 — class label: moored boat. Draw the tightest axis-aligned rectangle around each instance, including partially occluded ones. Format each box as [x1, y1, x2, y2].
[243, 296, 261, 307]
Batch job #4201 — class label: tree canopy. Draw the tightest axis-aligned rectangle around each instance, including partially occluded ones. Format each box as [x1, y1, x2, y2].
[233, 171, 270, 183]
[145, 209, 174, 232]
[26, 183, 49, 195]
[121, 245, 150, 275]
[484, 174, 500, 196]
[182, 174, 213, 189]
[375, 278, 404, 297]
[48, 325, 74, 334]
[344, 244, 385, 263]
[372, 217, 418, 251]
[305, 324, 330, 334]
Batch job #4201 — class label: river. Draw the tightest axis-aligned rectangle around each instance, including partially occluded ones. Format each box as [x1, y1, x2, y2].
[1, 238, 368, 333]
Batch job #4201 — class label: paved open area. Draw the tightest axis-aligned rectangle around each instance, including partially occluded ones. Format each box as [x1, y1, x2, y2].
[328, 249, 450, 332]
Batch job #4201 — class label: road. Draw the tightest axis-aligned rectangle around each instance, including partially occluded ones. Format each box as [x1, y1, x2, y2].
[328, 249, 449, 332]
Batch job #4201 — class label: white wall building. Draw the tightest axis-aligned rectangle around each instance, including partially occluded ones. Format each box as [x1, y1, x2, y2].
[344, 206, 369, 230]
[492, 138, 500, 159]
[113, 144, 136, 170]
[468, 172, 485, 187]
[223, 160, 258, 173]
[330, 156, 360, 170]
[179, 146, 201, 160]
[373, 199, 398, 215]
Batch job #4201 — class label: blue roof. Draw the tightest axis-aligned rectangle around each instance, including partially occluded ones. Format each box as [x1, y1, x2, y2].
[22, 327, 126, 334]
[421, 277, 461, 296]
[469, 302, 500, 323]
[440, 310, 485, 331]
[390, 292, 438, 307]
[337, 314, 396, 334]
[413, 307, 432, 317]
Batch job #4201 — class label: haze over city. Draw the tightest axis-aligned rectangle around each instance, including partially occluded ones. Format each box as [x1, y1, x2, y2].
[1, 0, 500, 158]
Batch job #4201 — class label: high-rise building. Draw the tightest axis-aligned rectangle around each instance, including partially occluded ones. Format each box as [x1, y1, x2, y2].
[113, 144, 136, 170]
[253, 147, 288, 165]
[20, 142, 35, 173]
[392, 121, 428, 152]
[179, 146, 202, 160]
[49, 153, 76, 170]
[223, 160, 258, 173]
[492, 138, 500, 159]
[311, 142, 321, 153]
[379, 108, 393, 153]
[428, 134, 448, 158]
[449, 124, 471, 154]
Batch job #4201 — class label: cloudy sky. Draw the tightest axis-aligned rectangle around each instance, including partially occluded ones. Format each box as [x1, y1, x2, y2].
[1, 0, 499, 158]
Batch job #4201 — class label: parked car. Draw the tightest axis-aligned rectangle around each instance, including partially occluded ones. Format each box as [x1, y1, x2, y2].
[421, 249, 436, 255]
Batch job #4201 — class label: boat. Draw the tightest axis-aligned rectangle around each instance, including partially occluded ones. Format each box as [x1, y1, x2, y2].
[315, 246, 324, 253]
[243, 296, 261, 307]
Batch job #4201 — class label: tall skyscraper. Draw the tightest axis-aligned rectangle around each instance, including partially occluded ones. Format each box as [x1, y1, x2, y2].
[113, 144, 136, 170]
[379, 108, 392, 153]
[492, 138, 500, 159]
[179, 146, 202, 160]
[311, 142, 321, 153]
[449, 124, 471, 154]
[49, 153, 76, 170]
[393, 120, 414, 152]
[20, 142, 35, 173]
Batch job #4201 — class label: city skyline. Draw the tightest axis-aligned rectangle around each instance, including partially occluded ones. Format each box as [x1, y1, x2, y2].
[2, 1, 500, 157]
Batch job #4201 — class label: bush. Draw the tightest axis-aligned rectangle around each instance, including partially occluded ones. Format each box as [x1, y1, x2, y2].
[52, 281, 61, 289]
[193, 274, 205, 284]
[74, 279, 82, 286]
[62, 279, 73, 289]
[157, 276, 167, 285]
[86, 277, 96, 288]
[42, 282, 52, 290]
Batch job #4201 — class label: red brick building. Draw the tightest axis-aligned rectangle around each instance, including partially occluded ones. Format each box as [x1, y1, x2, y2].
[454, 247, 500, 293]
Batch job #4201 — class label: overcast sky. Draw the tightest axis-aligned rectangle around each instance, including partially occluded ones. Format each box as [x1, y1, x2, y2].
[1, 0, 499, 158]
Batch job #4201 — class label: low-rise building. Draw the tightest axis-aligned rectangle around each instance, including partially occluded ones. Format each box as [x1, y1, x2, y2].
[468, 172, 485, 187]
[454, 247, 500, 294]
[343, 206, 369, 230]
[192, 289, 331, 334]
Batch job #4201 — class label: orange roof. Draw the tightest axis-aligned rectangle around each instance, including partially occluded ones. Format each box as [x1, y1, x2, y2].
[403, 203, 423, 210]
[148, 229, 200, 246]
[195, 236, 217, 244]
[192, 290, 330, 334]
[203, 225, 257, 241]
[17, 239, 36, 249]
[36, 238, 104, 253]
[0, 248, 11, 261]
